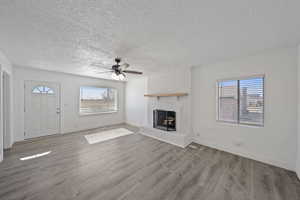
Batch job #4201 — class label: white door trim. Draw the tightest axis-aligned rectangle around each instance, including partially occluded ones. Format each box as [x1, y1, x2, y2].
[3, 71, 11, 149]
[0, 65, 3, 162]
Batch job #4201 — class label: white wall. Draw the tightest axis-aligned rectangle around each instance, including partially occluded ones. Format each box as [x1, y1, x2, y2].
[147, 69, 191, 94]
[13, 67, 125, 142]
[192, 47, 298, 170]
[125, 77, 147, 127]
[297, 45, 300, 178]
[0, 50, 13, 162]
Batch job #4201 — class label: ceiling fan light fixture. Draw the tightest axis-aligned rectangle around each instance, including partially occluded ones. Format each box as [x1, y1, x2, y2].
[111, 72, 125, 81]
[93, 57, 142, 79]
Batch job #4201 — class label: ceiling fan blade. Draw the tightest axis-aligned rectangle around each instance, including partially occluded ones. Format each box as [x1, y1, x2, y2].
[123, 70, 143, 75]
[120, 63, 130, 69]
[90, 63, 112, 69]
[96, 70, 114, 74]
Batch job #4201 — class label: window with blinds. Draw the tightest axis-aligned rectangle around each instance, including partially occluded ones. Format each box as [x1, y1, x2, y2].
[217, 76, 264, 126]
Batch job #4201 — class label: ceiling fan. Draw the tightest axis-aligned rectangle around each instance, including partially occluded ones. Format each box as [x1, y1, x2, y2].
[93, 58, 143, 80]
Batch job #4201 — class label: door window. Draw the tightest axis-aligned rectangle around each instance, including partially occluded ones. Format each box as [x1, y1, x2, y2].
[32, 86, 54, 94]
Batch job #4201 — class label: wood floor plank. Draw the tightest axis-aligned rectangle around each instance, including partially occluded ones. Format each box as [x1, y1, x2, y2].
[0, 124, 299, 200]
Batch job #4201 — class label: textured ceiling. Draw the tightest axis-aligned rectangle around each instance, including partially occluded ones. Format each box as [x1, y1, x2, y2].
[0, 0, 300, 80]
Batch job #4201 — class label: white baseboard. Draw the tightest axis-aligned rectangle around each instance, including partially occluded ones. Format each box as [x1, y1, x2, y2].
[125, 122, 142, 128]
[14, 122, 127, 143]
[61, 122, 127, 135]
[193, 138, 294, 171]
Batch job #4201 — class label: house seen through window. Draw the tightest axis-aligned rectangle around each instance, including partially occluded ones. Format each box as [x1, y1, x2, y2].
[80, 86, 118, 114]
[217, 76, 264, 126]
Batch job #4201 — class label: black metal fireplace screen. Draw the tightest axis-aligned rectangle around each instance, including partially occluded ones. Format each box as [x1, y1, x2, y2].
[153, 109, 176, 131]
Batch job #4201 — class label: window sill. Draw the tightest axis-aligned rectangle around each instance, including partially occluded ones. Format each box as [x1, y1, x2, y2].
[216, 120, 263, 128]
[79, 110, 118, 116]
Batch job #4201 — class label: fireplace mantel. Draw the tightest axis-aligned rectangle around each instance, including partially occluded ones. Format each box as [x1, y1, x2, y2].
[144, 93, 188, 97]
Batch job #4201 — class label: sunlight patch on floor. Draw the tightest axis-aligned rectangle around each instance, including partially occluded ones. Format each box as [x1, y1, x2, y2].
[20, 151, 52, 161]
[84, 128, 134, 144]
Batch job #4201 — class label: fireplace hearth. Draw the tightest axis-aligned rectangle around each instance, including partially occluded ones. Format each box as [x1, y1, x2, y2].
[153, 109, 176, 131]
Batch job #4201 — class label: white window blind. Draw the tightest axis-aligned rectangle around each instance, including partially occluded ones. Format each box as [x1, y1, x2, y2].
[218, 80, 238, 123]
[217, 76, 264, 126]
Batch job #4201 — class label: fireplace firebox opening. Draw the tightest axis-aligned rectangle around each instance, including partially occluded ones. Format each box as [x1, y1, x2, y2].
[153, 109, 176, 131]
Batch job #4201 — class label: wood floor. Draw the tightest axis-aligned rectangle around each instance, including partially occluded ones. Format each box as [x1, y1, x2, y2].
[1, 124, 300, 200]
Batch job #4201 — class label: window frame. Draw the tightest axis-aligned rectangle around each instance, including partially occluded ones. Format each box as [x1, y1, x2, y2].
[79, 86, 119, 116]
[216, 75, 265, 127]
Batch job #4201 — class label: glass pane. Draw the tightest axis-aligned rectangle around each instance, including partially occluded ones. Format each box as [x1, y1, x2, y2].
[32, 86, 44, 94]
[80, 86, 117, 114]
[44, 87, 50, 92]
[32, 86, 54, 94]
[239, 77, 264, 126]
[44, 87, 54, 94]
[47, 89, 54, 94]
[37, 86, 43, 92]
[32, 88, 41, 93]
[218, 80, 238, 123]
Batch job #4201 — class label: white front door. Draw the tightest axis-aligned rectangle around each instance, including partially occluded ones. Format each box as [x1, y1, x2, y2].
[25, 81, 60, 139]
